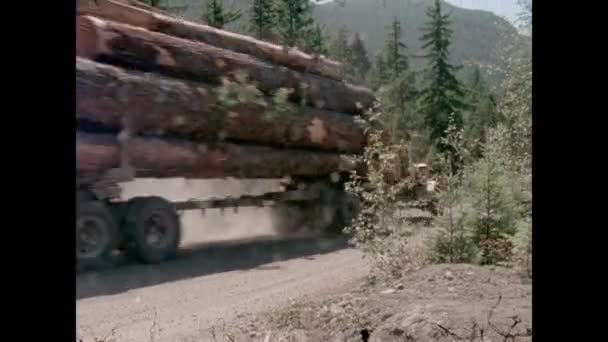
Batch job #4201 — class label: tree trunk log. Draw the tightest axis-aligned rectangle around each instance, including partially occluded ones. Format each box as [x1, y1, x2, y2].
[76, 0, 344, 81]
[76, 57, 365, 153]
[76, 15, 373, 114]
[76, 132, 356, 179]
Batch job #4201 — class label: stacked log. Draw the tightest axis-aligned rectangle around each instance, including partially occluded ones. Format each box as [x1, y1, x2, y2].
[76, 0, 343, 81]
[76, 0, 373, 181]
[77, 132, 356, 179]
[76, 15, 373, 114]
[76, 58, 365, 153]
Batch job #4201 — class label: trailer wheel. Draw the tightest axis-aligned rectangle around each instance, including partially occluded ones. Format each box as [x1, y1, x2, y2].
[76, 201, 120, 271]
[124, 196, 181, 264]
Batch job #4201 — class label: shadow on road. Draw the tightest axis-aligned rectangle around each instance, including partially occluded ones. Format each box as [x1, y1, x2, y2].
[76, 236, 350, 300]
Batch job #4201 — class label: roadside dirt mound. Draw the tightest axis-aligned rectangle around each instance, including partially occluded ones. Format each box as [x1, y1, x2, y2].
[229, 264, 532, 342]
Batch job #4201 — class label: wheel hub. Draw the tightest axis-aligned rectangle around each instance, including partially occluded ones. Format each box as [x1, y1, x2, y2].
[76, 216, 110, 258]
[143, 211, 172, 248]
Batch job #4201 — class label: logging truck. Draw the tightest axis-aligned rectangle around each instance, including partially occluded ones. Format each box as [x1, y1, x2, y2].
[75, 0, 432, 271]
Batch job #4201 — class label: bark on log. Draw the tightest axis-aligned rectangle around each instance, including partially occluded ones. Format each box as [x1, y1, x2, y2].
[77, 132, 356, 179]
[76, 15, 373, 114]
[76, 57, 365, 153]
[77, 0, 344, 81]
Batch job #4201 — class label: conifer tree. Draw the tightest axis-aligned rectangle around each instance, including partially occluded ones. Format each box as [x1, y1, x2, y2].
[370, 18, 409, 88]
[304, 24, 328, 55]
[384, 18, 409, 77]
[418, 0, 467, 152]
[328, 26, 354, 79]
[463, 131, 521, 265]
[202, 0, 242, 29]
[249, 0, 277, 41]
[349, 32, 371, 81]
[372, 18, 419, 142]
[463, 67, 501, 157]
[275, 0, 314, 47]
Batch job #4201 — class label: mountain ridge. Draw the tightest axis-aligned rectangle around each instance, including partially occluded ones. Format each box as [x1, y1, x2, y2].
[156, 0, 531, 87]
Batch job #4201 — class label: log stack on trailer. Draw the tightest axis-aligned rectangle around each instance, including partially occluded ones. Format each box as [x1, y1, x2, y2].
[76, 0, 374, 270]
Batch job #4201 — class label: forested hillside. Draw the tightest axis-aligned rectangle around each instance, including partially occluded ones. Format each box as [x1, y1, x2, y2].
[146, 0, 530, 87]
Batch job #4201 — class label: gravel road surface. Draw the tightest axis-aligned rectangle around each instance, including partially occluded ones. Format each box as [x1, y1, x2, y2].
[76, 237, 368, 342]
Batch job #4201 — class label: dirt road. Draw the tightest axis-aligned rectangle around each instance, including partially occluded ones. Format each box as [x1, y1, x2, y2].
[76, 237, 368, 342]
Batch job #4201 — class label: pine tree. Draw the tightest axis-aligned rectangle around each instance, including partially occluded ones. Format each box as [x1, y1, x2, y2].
[418, 0, 467, 152]
[372, 18, 419, 143]
[377, 73, 419, 142]
[431, 120, 477, 264]
[463, 131, 521, 265]
[249, 0, 277, 41]
[463, 67, 501, 157]
[370, 18, 409, 89]
[349, 32, 371, 82]
[275, 0, 314, 47]
[202, 0, 242, 29]
[304, 24, 328, 56]
[328, 26, 354, 79]
[384, 18, 409, 77]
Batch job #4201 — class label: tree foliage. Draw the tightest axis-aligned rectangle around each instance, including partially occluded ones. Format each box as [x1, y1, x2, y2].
[202, 0, 242, 29]
[275, 0, 315, 47]
[376, 73, 419, 143]
[344, 110, 431, 279]
[462, 67, 501, 157]
[303, 24, 328, 56]
[369, 17, 422, 148]
[418, 0, 467, 151]
[349, 32, 371, 81]
[328, 26, 354, 79]
[371, 18, 409, 89]
[249, 0, 277, 41]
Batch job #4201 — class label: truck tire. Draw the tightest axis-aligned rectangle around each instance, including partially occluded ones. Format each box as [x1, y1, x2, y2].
[76, 201, 120, 271]
[124, 196, 181, 264]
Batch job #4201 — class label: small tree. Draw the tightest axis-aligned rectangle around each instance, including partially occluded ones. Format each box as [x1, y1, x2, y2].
[371, 18, 409, 88]
[249, 0, 277, 41]
[275, 0, 314, 47]
[370, 17, 421, 145]
[463, 67, 501, 157]
[345, 109, 430, 279]
[349, 32, 371, 82]
[376, 72, 419, 143]
[202, 0, 242, 29]
[328, 26, 354, 79]
[384, 18, 409, 78]
[430, 116, 477, 264]
[462, 129, 522, 265]
[303, 24, 328, 56]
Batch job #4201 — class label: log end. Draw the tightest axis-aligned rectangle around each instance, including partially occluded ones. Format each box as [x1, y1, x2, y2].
[76, 15, 102, 60]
